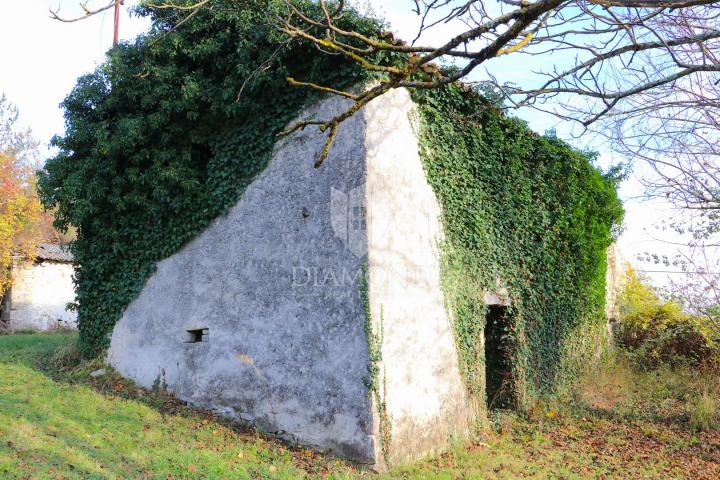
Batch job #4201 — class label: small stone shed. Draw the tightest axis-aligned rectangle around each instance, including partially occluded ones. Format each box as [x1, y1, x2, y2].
[107, 89, 624, 470]
[0, 244, 77, 332]
[109, 89, 470, 469]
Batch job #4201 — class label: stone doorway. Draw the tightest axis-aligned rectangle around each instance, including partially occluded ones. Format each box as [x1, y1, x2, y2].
[484, 305, 515, 409]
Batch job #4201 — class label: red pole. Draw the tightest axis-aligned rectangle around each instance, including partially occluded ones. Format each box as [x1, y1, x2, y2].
[113, 0, 121, 46]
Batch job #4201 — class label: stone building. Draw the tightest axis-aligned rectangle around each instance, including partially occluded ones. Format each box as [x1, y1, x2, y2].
[605, 243, 629, 323]
[108, 89, 470, 469]
[0, 244, 77, 332]
[106, 89, 623, 470]
[604, 243, 630, 346]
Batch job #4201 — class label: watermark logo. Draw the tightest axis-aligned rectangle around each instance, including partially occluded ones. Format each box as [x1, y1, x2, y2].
[330, 184, 367, 258]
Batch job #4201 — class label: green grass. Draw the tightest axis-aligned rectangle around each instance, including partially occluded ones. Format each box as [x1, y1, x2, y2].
[571, 355, 720, 429]
[1, 333, 719, 479]
[0, 333, 357, 480]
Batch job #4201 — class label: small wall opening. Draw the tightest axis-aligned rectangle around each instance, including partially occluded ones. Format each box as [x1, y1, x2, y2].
[185, 328, 208, 343]
[484, 305, 515, 409]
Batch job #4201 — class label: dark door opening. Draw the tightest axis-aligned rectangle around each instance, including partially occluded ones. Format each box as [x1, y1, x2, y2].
[485, 305, 515, 409]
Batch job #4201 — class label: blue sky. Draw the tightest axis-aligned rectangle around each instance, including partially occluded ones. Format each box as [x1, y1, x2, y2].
[0, 0, 690, 285]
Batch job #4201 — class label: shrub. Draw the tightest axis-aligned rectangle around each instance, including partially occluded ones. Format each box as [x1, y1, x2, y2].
[615, 269, 719, 369]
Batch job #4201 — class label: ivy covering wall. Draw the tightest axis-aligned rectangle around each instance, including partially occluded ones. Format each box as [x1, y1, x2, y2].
[413, 86, 624, 408]
[38, 0, 379, 357]
[39, 1, 622, 407]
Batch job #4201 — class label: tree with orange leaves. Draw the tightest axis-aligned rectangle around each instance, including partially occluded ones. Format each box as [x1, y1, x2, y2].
[0, 95, 44, 298]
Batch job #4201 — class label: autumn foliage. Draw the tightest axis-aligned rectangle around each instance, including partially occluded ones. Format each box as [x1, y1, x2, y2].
[0, 96, 50, 297]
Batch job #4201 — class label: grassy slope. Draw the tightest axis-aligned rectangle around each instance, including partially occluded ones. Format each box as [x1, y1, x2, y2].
[1, 333, 719, 479]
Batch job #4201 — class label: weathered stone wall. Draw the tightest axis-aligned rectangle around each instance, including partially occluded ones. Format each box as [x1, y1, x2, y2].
[363, 90, 471, 465]
[605, 243, 629, 344]
[1, 259, 77, 332]
[109, 93, 374, 462]
[605, 243, 628, 322]
[108, 89, 471, 468]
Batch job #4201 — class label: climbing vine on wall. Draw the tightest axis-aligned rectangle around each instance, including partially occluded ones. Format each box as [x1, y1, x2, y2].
[359, 264, 391, 461]
[38, 0, 382, 357]
[413, 85, 624, 409]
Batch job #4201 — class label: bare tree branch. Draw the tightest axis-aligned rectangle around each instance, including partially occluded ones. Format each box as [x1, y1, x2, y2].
[50, 0, 720, 180]
[49, 1, 117, 23]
